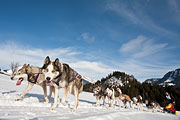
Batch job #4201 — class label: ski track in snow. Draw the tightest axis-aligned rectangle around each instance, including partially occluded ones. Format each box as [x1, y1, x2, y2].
[0, 74, 179, 120]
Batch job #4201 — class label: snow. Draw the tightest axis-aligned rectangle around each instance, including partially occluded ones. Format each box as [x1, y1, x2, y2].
[0, 74, 179, 120]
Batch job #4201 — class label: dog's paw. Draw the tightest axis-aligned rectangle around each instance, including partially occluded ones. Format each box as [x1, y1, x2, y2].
[49, 107, 56, 111]
[93, 104, 98, 107]
[15, 98, 21, 101]
[70, 108, 76, 112]
[61, 102, 67, 106]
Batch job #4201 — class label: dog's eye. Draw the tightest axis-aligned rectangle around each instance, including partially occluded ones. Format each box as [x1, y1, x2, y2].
[44, 69, 48, 72]
[52, 70, 56, 73]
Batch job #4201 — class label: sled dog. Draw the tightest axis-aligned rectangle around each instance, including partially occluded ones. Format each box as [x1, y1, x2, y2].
[11, 64, 49, 102]
[41, 56, 83, 111]
[132, 95, 143, 111]
[93, 85, 107, 106]
[145, 100, 161, 112]
[105, 87, 122, 109]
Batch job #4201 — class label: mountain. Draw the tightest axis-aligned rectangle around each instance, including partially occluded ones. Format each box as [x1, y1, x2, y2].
[82, 75, 96, 85]
[95, 71, 138, 87]
[144, 68, 180, 87]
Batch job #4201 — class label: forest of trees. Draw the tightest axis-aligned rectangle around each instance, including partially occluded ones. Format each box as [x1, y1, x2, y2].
[83, 71, 180, 111]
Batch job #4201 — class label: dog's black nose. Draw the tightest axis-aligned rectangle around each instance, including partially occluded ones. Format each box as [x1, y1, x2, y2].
[46, 77, 51, 81]
[11, 77, 13, 80]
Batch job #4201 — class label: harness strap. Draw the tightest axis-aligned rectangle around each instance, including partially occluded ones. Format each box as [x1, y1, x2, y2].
[55, 73, 79, 86]
[34, 73, 39, 84]
[55, 73, 62, 85]
[69, 73, 79, 83]
[29, 73, 39, 84]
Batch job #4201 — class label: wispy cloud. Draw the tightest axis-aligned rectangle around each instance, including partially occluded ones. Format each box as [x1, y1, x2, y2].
[79, 32, 95, 43]
[120, 35, 168, 58]
[167, 0, 180, 25]
[105, 0, 174, 35]
[0, 41, 114, 80]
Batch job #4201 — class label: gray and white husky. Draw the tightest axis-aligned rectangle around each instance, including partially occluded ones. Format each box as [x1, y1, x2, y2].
[41, 56, 83, 111]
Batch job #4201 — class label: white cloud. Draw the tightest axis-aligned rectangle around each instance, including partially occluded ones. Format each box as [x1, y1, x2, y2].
[70, 61, 114, 80]
[120, 35, 168, 58]
[120, 35, 145, 53]
[80, 32, 95, 43]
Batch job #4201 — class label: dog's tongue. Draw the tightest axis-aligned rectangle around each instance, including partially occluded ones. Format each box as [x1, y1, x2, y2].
[93, 93, 96, 96]
[46, 81, 53, 86]
[16, 78, 23, 86]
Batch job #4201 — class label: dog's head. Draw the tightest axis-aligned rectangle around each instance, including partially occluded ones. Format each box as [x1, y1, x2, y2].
[105, 87, 113, 98]
[11, 64, 28, 85]
[93, 85, 102, 96]
[42, 56, 62, 86]
[132, 97, 138, 103]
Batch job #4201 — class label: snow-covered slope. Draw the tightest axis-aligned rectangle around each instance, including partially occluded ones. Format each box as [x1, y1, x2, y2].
[144, 68, 180, 87]
[0, 74, 179, 120]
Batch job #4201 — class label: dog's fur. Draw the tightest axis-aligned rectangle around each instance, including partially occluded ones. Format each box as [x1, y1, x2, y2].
[93, 85, 106, 106]
[120, 94, 132, 108]
[145, 100, 161, 112]
[105, 87, 122, 109]
[133, 95, 143, 111]
[11, 64, 49, 102]
[41, 56, 83, 111]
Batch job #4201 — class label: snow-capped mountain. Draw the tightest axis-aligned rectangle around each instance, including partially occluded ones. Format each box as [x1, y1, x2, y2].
[97, 71, 137, 87]
[144, 68, 180, 87]
[82, 75, 96, 85]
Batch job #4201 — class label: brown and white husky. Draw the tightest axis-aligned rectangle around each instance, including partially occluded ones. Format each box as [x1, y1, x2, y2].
[11, 64, 49, 103]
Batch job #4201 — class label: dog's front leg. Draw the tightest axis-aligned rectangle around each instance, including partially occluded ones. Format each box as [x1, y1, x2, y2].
[118, 98, 121, 110]
[16, 82, 34, 101]
[102, 96, 106, 106]
[95, 96, 100, 106]
[42, 82, 49, 103]
[108, 98, 112, 107]
[50, 87, 59, 110]
[61, 86, 69, 106]
[112, 98, 116, 108]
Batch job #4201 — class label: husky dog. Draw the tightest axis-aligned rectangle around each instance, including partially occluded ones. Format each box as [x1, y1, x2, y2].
[132, 97, 138, 109]
[145, 100, 161, 112]
[41, 56, 83, 111]
[93, 85, 106, 106]
[105, 87, 122, 109]
[11, 64, 49, 102]
[120, 94, 132, 108]
[135, 95, 143, 111]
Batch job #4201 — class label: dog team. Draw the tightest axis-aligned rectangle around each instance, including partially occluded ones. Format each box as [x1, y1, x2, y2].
[11, 56, 83, 112]
[10, 56, 161, 112]
[93, 84, 162, 112]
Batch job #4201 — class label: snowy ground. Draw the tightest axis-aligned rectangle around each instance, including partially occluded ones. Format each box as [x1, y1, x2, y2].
[0, 74, 179, 120]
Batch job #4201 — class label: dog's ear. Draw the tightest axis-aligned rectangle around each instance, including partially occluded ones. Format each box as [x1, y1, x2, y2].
[23, 64, 27, 68]
[45, 56, 50, 64]
[42, 56, 50, 69]
[25, 64, 31, 73]
[54, 58, 61, 68]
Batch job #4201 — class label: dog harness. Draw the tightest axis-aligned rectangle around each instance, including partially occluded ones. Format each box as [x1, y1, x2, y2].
[28, 73, 40, 84]
[54, 73, 79, 86]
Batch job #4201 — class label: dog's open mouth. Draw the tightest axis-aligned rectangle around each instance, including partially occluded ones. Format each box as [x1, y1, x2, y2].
[46, 81, 53, 86]
[16, 78, 24, 86]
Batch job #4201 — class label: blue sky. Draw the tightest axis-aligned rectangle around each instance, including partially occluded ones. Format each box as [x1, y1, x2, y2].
[0, 0, 180, 82]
